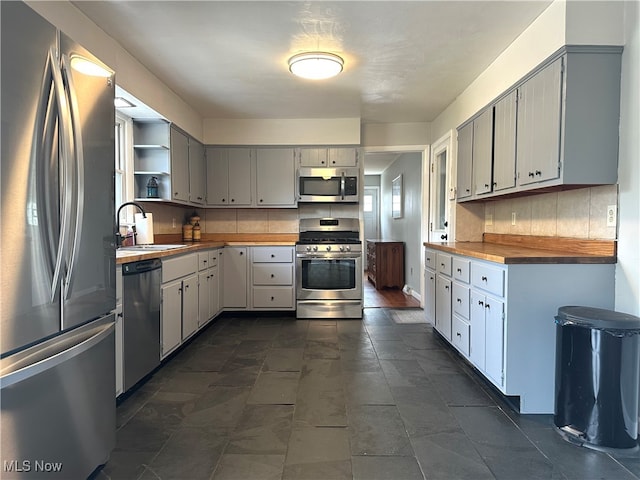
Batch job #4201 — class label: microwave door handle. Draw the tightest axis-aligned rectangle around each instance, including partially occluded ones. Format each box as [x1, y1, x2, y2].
[340, 172, 346, 200]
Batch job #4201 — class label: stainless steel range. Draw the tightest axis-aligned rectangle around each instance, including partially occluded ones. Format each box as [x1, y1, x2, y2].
[296, 218, 363, 319]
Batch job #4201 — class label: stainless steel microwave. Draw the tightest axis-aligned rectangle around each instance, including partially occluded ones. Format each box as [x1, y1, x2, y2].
[298, 167, 359, 203]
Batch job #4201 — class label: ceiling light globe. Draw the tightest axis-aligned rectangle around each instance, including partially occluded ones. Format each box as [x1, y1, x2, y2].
[288, 52, 344, 80]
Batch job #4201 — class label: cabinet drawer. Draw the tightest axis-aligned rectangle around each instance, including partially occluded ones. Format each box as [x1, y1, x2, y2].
[471, 262, 505, 297]
[253, 264, 293, 285]
[209, 249, 219, 267]
[198, 252, 210, 271]
[253, 246, 293, 263]
[253, 287, 294, 308]
[452, 282, 470, 319]
[436, 253, 452, 276]
[452, 315, 470, 356]
[453, 258, 470, 283]
[425, 249, 436, 270]
[162, 253, 198, 283]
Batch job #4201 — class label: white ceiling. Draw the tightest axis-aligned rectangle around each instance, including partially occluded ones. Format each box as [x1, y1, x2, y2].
[73, 1, 552, 125]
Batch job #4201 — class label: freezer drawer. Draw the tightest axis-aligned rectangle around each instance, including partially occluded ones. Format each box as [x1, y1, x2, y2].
[0, 315, 116, 479]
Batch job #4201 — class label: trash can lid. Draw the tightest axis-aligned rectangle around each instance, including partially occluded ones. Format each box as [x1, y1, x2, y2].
[556, 306, 640, 330]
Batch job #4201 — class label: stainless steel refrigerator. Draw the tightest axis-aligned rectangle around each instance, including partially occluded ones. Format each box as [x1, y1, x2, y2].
[1, 2, 117, 478]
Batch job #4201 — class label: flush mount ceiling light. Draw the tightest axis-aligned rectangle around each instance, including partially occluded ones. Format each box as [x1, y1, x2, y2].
[288, 52, 344, 80]
[114, 97, 136, 108]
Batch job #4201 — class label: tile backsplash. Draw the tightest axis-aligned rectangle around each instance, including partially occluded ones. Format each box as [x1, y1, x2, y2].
[483, 185, 618, 240]
[141, 203, 360, 235]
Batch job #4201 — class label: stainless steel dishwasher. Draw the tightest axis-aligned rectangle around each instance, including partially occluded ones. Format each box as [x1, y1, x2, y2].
[122, 258, 162, 391]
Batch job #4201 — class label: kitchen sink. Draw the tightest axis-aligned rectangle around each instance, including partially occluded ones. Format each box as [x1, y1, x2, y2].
[118, 244, 187, 251]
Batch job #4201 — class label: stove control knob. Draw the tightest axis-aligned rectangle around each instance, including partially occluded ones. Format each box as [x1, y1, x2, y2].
[312, 245, 318, 252]
[346, 246, 351, 252]
[326, 245, 331, 252]
[305, 246, 311, 252]
[339, 246, 345, 252]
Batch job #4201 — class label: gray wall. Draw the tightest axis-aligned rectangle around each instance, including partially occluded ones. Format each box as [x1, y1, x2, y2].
[364, 175, 381, 187]
[380, 153, 422, 293]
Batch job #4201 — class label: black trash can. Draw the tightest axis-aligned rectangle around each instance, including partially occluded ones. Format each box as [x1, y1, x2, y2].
[554, 306, 640, 453]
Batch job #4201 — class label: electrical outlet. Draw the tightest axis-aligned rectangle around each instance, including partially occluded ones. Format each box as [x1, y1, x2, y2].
[607, 205, 617, 227]
[511, 212, 516, 226]
[485, 212, 493, 226]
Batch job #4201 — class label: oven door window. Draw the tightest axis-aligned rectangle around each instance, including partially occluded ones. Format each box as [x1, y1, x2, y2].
[301, 258, 356, 290]
[300, 177, 341, 196]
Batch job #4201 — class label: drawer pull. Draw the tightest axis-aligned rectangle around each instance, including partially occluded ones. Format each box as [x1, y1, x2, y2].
[271, 274, 275, 278]
[481, 276, 488, 282]
[271, 296, 275, 301]
[271, 254, 275, 258]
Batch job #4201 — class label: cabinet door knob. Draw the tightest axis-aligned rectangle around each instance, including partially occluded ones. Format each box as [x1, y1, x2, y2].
[222, 198, 226, 202]
[484, 183, 489, 188]
[259, 199, 263, 203]
[485, 303, 491, 310]
[456, 332, 462, 337]
[528, 172, 535, 177]
[271, 274, 275, 278]
[441, 234, 448, 240]
[481, 276, 488, 281]
[478, 300, 484, 306]
[456, 298, 462, 303]
[445, 285, 449, 290]
[239, 251, 244, 255]
[271, 254, 275, 258]
[535, 170, 542, 176]
[457, 268, 462, 273]
[271, 296, 275, 301]
[231, 198, 235, 203]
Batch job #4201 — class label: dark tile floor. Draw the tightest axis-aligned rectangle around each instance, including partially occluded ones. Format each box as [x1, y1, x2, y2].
[96, 309, 640, 480]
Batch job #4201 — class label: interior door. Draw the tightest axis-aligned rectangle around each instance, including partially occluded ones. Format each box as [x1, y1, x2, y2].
[429, 133, 453, 242]
[363, 186, 379, 269]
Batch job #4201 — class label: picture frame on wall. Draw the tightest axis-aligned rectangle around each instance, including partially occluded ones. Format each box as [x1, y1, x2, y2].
[392, 174, 403, 219]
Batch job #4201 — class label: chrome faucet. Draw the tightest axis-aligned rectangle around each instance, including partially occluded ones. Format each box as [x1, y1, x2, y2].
[116, 202, 147, 248]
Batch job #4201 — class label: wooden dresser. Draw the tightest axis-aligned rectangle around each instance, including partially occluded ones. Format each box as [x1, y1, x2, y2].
[366, 240, 404, 290]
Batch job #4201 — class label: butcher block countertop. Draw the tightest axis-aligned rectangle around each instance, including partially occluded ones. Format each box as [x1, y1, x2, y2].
[424, 234, 616, 265]
[116, 233, 298, 264]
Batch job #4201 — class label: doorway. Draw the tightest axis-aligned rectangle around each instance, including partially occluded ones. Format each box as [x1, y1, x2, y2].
[363, 186, 379, 270]
[363, 146, 430, 309]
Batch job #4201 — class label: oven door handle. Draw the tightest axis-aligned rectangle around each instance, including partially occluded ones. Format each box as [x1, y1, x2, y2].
[296, 254, 361, 260]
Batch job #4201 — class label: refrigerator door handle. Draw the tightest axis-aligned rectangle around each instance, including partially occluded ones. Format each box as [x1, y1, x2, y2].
[47, 48, 75, 302]
[34, 48, 59, 294]
[60, 54, 85, 298]
[0, 320, 114, 389]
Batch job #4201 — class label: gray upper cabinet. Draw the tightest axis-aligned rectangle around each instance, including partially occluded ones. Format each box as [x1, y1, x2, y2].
[493, 90, 517, 192]
[516, 57, 563, 186]
[298, 147, 358, 167]
[205, 147, 252, 207]
[456, 46, 622, 203]
[472, 108, 493, 196]
[456, 122, 473, 200]
[255, 148, 296, 207]
[170, 127, 190, 202]
[189, 138, 206, 204]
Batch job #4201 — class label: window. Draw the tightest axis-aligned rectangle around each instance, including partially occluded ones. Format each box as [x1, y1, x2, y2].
[115, 112, 133, 225]
[363, 194, 373, 213]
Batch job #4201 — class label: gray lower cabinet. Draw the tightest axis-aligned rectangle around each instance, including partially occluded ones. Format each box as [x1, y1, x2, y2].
[221, 247, 248, 309]
[197, 249, 221, 328]
[161, 253, 198, 358]
[425, 246, 615, 413]
[252, 246, 295, 310]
